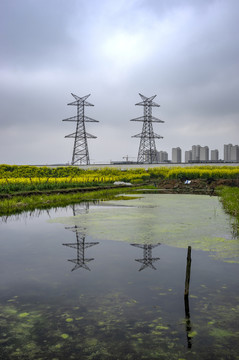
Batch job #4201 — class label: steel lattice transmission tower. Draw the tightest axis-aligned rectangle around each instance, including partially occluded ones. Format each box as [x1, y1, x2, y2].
[130, 93, 164, 163]
[63, 93, 99, 165]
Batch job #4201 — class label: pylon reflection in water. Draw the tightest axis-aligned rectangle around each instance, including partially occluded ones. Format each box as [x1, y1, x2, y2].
[63, 204, 99, 271]
[131, 243, 160, 271]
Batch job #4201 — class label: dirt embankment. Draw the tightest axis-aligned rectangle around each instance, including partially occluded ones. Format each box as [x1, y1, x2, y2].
[153, 178, 239, 195]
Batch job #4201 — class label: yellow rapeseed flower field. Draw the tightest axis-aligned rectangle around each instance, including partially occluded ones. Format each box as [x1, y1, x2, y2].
[0, 165, 238, 193]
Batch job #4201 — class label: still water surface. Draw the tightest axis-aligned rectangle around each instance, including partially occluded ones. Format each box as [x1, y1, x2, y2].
[0, 194, 238, 359]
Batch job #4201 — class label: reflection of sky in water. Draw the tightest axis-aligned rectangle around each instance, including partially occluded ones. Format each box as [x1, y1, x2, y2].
[0, 197, 239, 359]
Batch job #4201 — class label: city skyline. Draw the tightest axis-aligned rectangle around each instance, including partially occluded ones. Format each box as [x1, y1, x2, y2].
[1, 0, 239, 165]
[151, 143, 239, 163]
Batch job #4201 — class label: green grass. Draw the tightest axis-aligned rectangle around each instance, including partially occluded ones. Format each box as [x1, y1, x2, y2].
[217, 187, 239, 218]
[0, 181, 111, 194]
[0, 187, 138, 217]
[217, 186, 239, 234]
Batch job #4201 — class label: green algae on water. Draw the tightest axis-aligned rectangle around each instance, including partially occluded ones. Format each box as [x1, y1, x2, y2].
[65, 318, 73, 322]
[18, 312, 30, 318]
[49, 194, 239, 263]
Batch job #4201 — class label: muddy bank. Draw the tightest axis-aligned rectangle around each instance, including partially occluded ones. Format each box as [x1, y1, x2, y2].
[150, 178, 239, 195]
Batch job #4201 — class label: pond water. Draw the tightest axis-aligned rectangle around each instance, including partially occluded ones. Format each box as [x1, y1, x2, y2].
[0, 194, 238, 360]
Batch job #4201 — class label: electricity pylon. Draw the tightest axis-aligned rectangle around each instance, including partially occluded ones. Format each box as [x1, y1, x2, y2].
[130, 93, 164, 163]
[62, 93, 99, 165]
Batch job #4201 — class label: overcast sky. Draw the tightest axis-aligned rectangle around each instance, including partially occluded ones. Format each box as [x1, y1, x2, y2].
[0, 0, 238, 164]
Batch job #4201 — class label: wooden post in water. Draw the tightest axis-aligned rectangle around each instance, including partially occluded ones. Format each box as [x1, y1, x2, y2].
[184, 246, 191, 297]
[184, 246, 192, 348]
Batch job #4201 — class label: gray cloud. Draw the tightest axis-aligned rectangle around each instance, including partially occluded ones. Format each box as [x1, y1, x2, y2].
[0, 0, 238, 164]
[0, 1, 74, 67]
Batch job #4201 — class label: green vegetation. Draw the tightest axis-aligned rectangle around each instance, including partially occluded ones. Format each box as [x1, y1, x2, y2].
[217, 186, 239, 234]
[0, 164, 238, 221]
[0, 164, 239, 195]
[1, 164, 239, 179]
[0, 165, 149, 195]
[0, 187, 137, 217]
[217, 186, 239, 219]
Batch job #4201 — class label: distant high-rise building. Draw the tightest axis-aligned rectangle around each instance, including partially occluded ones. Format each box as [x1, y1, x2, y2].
[191, 145, 209, 162]
[185, 150, 192, 163]
[192, 145, 201, 161]
[224, 144, 232, 162]
[172, 147, 181, 163]
[231, 145, 239, 162]
[158, 151, 168, 162]
[211, 149, 219, 161]
[200, 146, 209, 161]
[224, 144, 239, 162]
